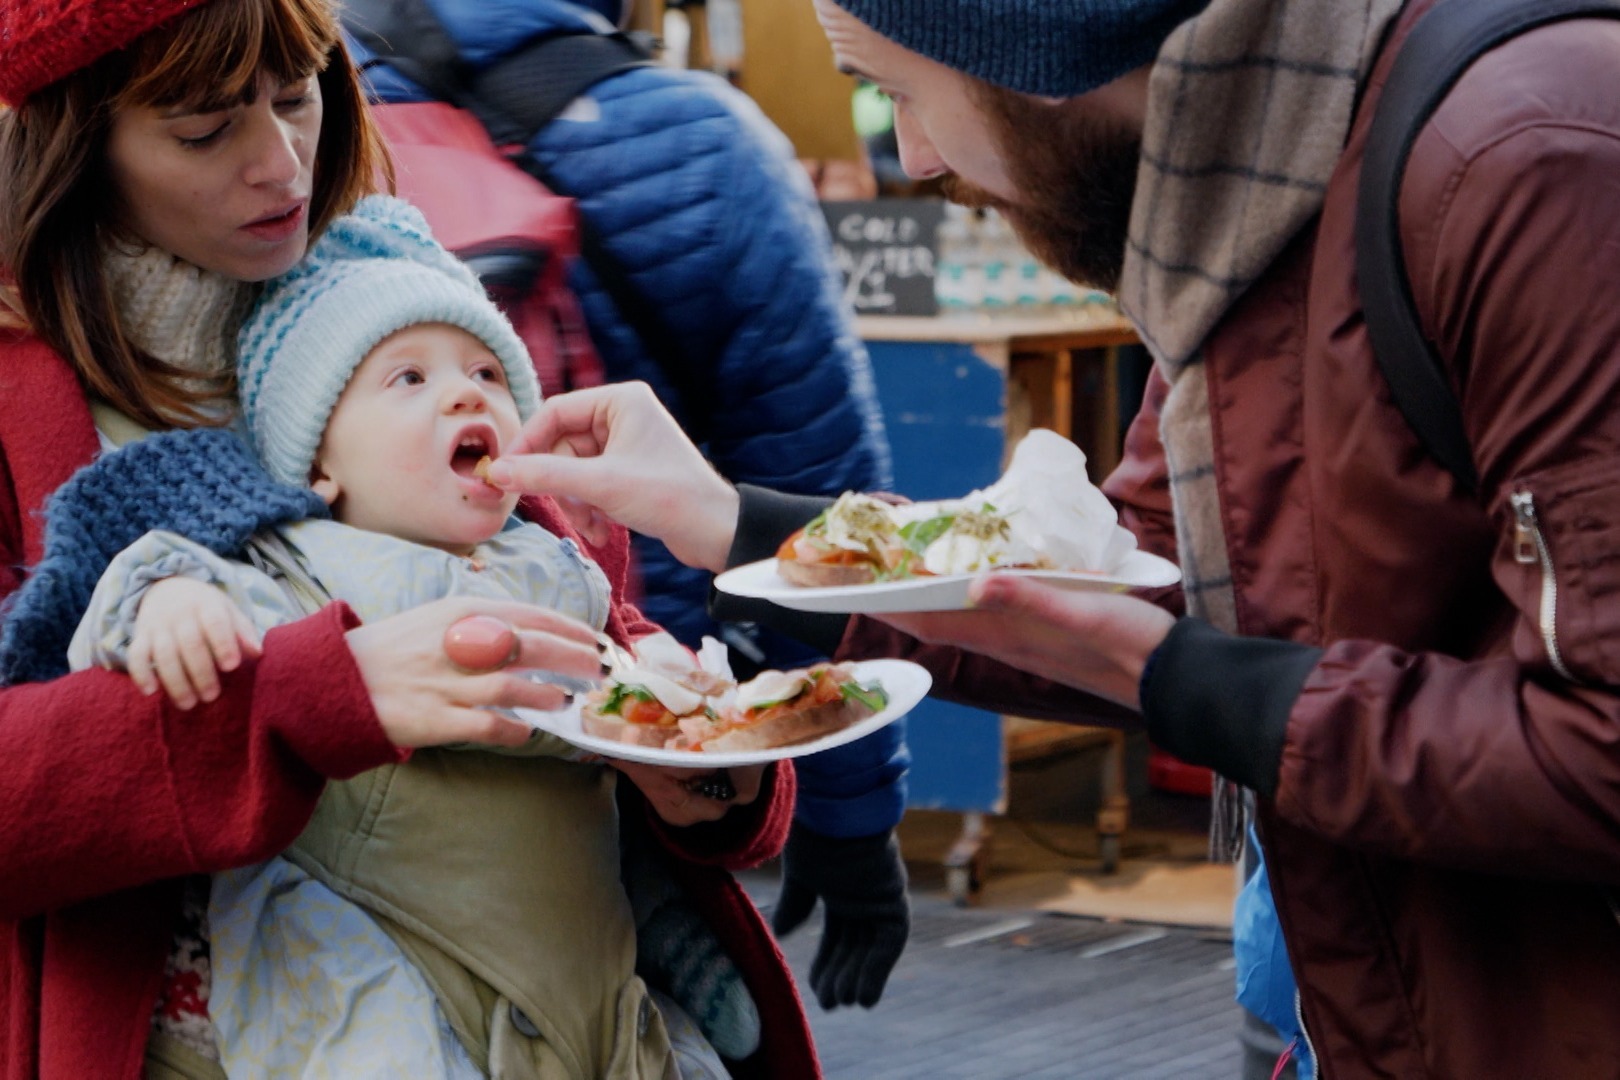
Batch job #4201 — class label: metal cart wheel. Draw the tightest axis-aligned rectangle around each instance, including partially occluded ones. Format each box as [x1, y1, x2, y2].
[1098, 834, 1121, 875]
[943, 812, 990, 906]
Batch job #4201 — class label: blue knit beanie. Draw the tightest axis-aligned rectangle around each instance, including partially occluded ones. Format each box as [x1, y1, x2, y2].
[829, 0, 1209, 98]
[237, 194, 541, 487]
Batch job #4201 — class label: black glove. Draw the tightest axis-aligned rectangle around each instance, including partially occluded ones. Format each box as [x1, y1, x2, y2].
[771, 822, 910, 1010]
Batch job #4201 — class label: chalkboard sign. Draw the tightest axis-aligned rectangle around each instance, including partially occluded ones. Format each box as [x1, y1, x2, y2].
[822, 198, 945, 316]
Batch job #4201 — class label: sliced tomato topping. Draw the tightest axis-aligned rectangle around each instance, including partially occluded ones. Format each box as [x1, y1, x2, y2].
[775, 531, 803, 561]
[778, 530, 874, 566]
[743, 702, 791, 728]
[622, 697, 676, 727]
[808, 669, 844, 705]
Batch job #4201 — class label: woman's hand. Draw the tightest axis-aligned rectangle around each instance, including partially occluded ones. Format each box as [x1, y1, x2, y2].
[878, 575, 1177, 711]
[486, 383, 740, 573]
[344, 597, 604, 749]
[610, 760, 766, 827]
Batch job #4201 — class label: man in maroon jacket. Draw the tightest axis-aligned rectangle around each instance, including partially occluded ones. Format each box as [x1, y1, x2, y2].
[503, 0, 1620, 1075]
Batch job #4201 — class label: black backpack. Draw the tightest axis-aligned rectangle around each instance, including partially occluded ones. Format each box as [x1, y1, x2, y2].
[1357, 0, 1620, 492]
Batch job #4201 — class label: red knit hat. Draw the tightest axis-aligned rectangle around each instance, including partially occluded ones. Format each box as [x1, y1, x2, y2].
[0, 0, 213, 106]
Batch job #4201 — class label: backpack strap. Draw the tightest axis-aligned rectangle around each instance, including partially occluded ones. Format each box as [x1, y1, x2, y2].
[464, 34, 655, 146]
[1356, 0, 1620, 492]
[342, 0, 716, 443]
[342, 0, 652, 134]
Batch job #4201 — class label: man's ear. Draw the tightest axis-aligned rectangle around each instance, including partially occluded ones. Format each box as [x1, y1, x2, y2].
[309, 461, 341, 507]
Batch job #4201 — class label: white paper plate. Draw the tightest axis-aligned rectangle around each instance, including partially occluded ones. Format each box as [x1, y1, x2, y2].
[512, 658, 931, 767]
[712, 549, 1181, 614]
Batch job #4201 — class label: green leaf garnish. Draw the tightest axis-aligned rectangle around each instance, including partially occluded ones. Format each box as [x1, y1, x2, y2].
[601, 683, 657, 715]
[841, 681, 889, 712]
[899, 513, 955, 553]
[873, 550, 914, 582]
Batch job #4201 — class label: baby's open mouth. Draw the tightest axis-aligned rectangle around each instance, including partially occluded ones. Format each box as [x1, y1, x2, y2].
[450, 429, 497, 479]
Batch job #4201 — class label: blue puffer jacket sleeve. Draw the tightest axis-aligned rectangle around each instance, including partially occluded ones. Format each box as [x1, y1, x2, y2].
[352, 0, 905, 839]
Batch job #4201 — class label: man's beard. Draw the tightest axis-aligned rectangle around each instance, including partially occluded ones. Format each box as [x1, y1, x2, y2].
[942, 82, 1141, 294]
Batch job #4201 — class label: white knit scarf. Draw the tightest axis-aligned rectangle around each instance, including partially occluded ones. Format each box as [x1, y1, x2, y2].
[1116, 0, 1403, 857]
[99, 242, 254, 1061]
[102, 242, 255, 420]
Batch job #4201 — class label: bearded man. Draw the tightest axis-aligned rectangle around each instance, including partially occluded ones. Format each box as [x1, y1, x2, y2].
[801, 0, 1620, 1076]
[499, 0, 1620, 1075]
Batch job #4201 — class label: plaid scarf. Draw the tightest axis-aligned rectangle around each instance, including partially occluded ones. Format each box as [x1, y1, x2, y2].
[1117, 0, 1403, 857]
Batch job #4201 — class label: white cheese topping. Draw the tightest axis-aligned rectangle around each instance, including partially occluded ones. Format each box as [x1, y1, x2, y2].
[817, 492, 899, 553]
[736, 669, 813, 710]
[609, 632, 736, 714]
[920, 525, 1037, 575]
[632, 632, 701, 679]
[630, 669, 705, 716]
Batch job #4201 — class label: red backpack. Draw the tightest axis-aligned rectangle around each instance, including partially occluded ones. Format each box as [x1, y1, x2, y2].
[369, 101, 605, 398]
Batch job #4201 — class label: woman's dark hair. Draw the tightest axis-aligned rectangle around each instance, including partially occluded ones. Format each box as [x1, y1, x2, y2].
[0, 0, 391, 429]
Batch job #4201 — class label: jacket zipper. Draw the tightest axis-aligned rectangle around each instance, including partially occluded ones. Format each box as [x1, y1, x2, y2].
[1294, 989, 1316, 1078]
[1510, 496, 1620, 931]
[1510, 490, 1575, 681]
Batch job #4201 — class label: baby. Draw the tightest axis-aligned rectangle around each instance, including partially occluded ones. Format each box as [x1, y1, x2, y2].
[67, 196, 764, 1079]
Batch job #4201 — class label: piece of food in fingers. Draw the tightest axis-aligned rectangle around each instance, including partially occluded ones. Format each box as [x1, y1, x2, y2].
[697, 663, 889, 752]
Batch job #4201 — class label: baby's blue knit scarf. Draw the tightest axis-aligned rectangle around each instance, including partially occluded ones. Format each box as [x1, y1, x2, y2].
[0, 428, 327, 685]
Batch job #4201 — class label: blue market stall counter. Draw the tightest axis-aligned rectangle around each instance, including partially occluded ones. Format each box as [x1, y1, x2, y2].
[855, 306, 1146, 899]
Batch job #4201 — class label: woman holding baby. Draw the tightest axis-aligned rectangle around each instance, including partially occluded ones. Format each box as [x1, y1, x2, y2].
[0, 0, 814, 1076]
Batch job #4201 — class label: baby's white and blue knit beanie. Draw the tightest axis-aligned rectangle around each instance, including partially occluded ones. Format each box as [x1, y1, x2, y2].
[237, 194, 541, 486]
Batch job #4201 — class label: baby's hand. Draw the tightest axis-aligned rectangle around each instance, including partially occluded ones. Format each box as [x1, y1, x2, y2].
[129, 577, 262, 709]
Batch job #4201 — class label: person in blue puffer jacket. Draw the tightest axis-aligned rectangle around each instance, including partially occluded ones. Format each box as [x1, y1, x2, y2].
[346, 0, 912, 1012]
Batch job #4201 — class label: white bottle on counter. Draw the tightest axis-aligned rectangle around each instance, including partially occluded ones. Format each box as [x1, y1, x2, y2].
[1043, 264, 1081, 310]
[934, 203, 984, 313]
[978, 210, 1018, 311]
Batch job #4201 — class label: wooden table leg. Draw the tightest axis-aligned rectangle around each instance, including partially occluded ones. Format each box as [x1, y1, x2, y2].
[1096, 730, 1130, 874]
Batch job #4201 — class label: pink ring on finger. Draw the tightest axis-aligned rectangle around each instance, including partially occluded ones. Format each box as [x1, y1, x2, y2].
[443, 615, 522, 673]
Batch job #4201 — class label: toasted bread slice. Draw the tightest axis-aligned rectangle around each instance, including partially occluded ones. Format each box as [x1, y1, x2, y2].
[775, 525, 888, 587]
[705, 663, 887, 751]
[775, 557, 877, 588]
[579, 697, 681, 748]
[701, 698, 868, 752]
